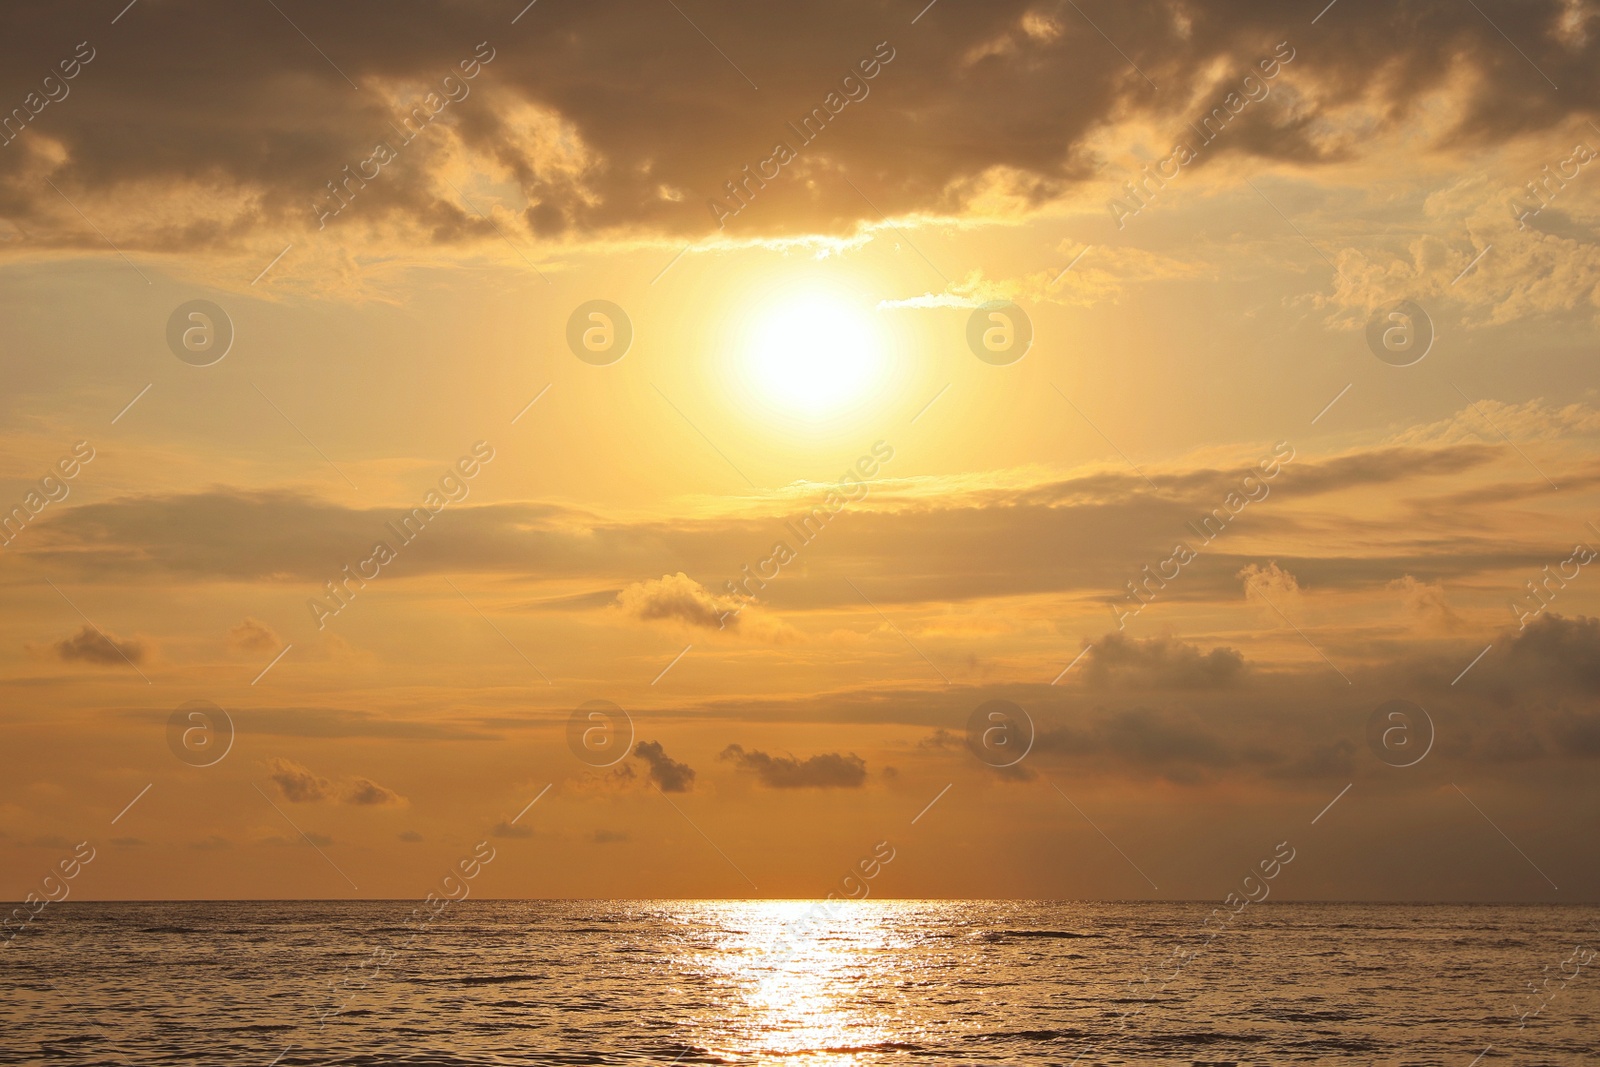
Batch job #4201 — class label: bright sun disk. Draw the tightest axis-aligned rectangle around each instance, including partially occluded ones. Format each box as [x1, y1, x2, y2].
[742, 292, 886, 419]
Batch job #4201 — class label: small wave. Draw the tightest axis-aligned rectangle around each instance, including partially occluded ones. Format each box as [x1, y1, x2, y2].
[1287, 1037, 1384, 1051]
[987, 1028, 1081, 1042]
[1141, 1032, 1265, 1046]
[733, 1041, 923, 1057]
[970, 929, 1097, 942]
[1001, 929, 1097, 938]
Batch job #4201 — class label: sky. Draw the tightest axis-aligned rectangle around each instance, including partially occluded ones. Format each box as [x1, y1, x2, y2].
[1, 0, 1598, 902]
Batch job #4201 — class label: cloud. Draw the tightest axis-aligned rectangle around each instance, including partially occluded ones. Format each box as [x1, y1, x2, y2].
[1032, 706, 1265, 785]
[632, 740, 696, 792]
[229, 617, 281, 652]
[876, 292, 984, 309]
[2, 0, 1597, 271]
[1388, 398, 1600, 450]
[624, 616, 1600, 795]
[13, 437, 1537, 615]
[1238, 561, 1304, 611]
[490, 820, 534, 839]
[266, 758, 333, 802]
[343, 777, 407, 806]
[264, 758, 404, 805]
[1081, 633, 1247, 690]
[1321, 190, 1600, 326]
[616, 572, 738, 630]
[720, 745, 869, 788]
[398, 830, 424, 843]
[1496, 612, 1600, 695]
[49, 625, 148, 666]
[1389, 574, 1462, 630]
[590, 829, 629, 844]
[881, 249, 1212, 312]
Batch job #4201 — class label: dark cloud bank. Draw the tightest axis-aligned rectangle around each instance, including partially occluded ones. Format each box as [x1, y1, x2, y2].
[1, 0, 1595, 251]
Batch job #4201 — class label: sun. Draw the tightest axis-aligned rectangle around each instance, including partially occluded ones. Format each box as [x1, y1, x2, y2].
[738, 289, 889, 420]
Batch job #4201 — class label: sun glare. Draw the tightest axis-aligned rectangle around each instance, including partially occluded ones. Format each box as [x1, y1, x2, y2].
[739, 290, 888, 420]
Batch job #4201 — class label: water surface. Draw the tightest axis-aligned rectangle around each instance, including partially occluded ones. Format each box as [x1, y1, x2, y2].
[4, 900, 1598, 1065]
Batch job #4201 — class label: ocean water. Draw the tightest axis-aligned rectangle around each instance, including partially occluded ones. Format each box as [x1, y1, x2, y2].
[3, 900, 1598, 1065]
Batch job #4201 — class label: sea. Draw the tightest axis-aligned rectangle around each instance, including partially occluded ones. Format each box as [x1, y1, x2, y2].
[3, 900, 1597, 1065]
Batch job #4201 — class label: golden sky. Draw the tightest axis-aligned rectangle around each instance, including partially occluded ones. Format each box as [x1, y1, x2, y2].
[2, 0, 1598, 902]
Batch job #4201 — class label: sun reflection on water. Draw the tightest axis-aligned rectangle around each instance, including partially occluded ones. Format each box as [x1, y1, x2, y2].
[681, 900, 918, 1066]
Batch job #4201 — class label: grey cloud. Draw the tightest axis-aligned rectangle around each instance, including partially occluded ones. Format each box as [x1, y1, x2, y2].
[13, 441, 1539, 614]
[50, 624, 148, 665]
[719, 745, 868, 788]
[672, 622, 1600, 785]
[1082, 633, 1246, 690]
[633, 740, 696, 792]
[266, 756, 405, 805]
[0, 2, 1595, 254]
[344, 777, 406, 806]
[1496, 612, 1600, 694]
[1551, 713, 1600, 757]
[266, 757, 333, 802]
[1033, 706, 1273, 785]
